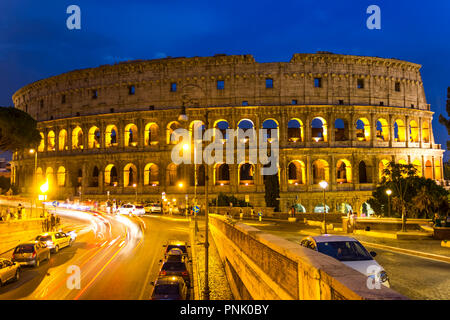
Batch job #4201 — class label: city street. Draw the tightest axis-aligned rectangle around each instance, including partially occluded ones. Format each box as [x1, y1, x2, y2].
[0, 211, 193, 300]
[240, 219, 450, 300]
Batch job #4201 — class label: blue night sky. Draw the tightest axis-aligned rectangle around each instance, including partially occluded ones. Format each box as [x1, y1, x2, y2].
[0, 0, 449, 159]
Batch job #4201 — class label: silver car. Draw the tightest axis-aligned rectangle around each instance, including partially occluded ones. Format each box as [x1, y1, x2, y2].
[12, 242, 51, 267]
[0, 258, 20, 286]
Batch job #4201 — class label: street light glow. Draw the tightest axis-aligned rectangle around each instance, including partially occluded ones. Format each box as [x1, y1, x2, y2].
[178, 182, 184, 188]
[182, 143, 189, 151]
[29, 149, 35, 154]
[386, 189, 392, 195]
[319, 180, 328, 189]
[40, 180, 49, 193]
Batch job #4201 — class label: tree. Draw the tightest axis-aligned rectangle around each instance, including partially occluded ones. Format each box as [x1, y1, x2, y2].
[264, 172, 280, 212]
[367, 163, 448, 223]
[0, 107, 41, 152]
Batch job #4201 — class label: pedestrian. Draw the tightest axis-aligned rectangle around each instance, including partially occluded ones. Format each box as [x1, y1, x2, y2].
[17, 204, 23, 219]
[433, 213, 441, 227]
[50, 214, 56, 231]
[250, 208, 254, 219]
[56, 215, 60, 227]
[239, 208, 243, 220]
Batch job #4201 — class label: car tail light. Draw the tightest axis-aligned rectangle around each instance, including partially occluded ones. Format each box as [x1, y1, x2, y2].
[182, 271, 188, 276]
[32, 251, 36, 258]
[160, 271, 166, 276]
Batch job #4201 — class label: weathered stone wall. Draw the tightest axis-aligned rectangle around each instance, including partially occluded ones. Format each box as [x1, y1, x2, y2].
[209, 214, 407, 300]
[0, 219, 44, 254]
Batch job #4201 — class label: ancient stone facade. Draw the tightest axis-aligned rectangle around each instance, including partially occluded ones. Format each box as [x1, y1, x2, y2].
[10, 53, 445, 214]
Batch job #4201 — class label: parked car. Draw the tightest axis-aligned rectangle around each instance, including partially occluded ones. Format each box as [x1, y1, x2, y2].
[65, 230, 77, 242]
[35, 231, 72, 253]
[144, 203, 162, 214]
[134, 205, 146, 216]
[163, 240, 190, 259]
[158, 261, 190, 287]
[0, 258, 20, 286]
[300, 235, 390, 287]
[150, 276, 188, 300]
[12, 242, 50, 267]
[118, 204, 135, 215]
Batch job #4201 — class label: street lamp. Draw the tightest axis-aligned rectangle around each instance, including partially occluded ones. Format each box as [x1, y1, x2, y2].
[39, 180, 49, 218]
[319, 180, 328, 234]
[29, 149, 37, 218]
[133, 183, 137, 203]
[386, 189, 392, 217]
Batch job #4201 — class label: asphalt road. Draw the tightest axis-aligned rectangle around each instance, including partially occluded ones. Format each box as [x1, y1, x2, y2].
[0, 212, 193, 300]
[241, 219, 450, 300]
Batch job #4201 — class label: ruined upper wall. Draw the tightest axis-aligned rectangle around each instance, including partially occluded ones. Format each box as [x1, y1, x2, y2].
[12, 53, 427, 121]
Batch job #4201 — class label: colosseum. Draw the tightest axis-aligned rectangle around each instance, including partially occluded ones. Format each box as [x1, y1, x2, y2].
[10, 52, 445, 214]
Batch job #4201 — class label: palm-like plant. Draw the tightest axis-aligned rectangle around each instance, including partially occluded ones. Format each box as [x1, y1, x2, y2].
[412, 186, 436, 218]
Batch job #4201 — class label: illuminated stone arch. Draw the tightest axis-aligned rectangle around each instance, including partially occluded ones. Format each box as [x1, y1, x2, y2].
[435, 159, 442, 180]
[287, 118, 304, 142]
[356, 118, 370, 141]
[213, 119, 229, 141]
[166, 163, 179, 186]
[72, 126, 84, 149]
[124, 123, 138, 147]
[312, 159, 329, 184]
[334, 118, 349, 141]
[123, 163, 138, 187]
[287, 160, 306, 185]
[90, 166, 99, 187]
[376, 118, 389, 141]
[144, 123, 159, 146]
[262, 118, 279, 141]
[36, 167, 44, 185]
[88, 126, 100, 149]
[311, 117, 328, 142]
[144, 163, 159, 186]
[239, 162, 255, 185]
[45, 167, 54, 187]
[336, 159, 352, 183]
[422, 120, 430, 143]
[47, 130, 55, 151]
[57, 166, 66, 187]
[425, 160, 433, 179]
[394, 119, 406, 142]
[38, 132, 45, 152]
[58, 129, 67, 151]
[409, 120, 419, 143]
[105, 125, 118, 147]
[104, 164, 118, 186]
[167, 121, 182, 145]
[214, 163, 230, 185]
[189, 120, 205, 141]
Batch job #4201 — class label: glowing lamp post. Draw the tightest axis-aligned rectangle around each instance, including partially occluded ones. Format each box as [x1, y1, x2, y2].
[30, 149, 37, 218]
[386, 189, 392, 217]
[133, 183, 137, 203]
[39, 180, 49, 218]
[319, 180, 328, 234]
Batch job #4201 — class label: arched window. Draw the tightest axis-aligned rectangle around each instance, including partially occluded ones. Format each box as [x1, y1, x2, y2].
[123, 163, 137, 186]
[239, 163, 255, 185]
[88, 126, 100, 149]
[394, 120, 406, 142]
[422, 121, 430, 143]
[359, 161, 368, 183]
[167, 121, 182, 144]
[144, 163, 159, 186]
[412, 159, 422, 177]
[167, 163, 178, 186]
[105, 125, 118, 147]
[214, 120, 229, 141]
[288, 119, 303, 142]
[336, 159, 352, 183]
[376, 119, 389, 141]
[379, 159, 390, 182]
[58, 130, 67, 151]
[409, 120, 419, 142]
[311, 117, 327, 142]
[38, 133, 45, 152]
[262, 119, 279, 142]
[425, 160, 433, 179]
[45, 167, 54, 186]
[334, 119, 348, 141]
[145, 123, 159, 146]
[57, 166, 66, 187]
[72, 127, 84, 149]
[104, 165, 118, 186]
[356, 118, 370, 141]
[91, 166, 99, 187]
[124, 124, 138, 147]
[288, 160, 305, 185]
[215, 163, 230, 185]
[312, 159, 329, 184]
[47, 131, 55, 151]
[190, 120, 206, 141]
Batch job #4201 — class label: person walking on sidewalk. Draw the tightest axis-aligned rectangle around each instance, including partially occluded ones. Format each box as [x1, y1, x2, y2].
[17, 204, 23, 220]
[50, 214, 56, 231]
[433, 213, 442, 227]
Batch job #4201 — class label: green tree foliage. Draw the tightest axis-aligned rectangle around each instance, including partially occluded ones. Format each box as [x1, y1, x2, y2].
[212, 193, 250, 207]
[0, 107, 41, 152]
[264, 172, 280, 212]
[367, 162, 449, 219]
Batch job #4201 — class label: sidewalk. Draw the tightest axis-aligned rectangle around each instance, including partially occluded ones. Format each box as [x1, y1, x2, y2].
[190, 216, 233, 300]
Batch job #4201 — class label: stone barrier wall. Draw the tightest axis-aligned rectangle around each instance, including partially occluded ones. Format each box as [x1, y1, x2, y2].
[209, 214, 407, 300]
[0, 219, 44, 255]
